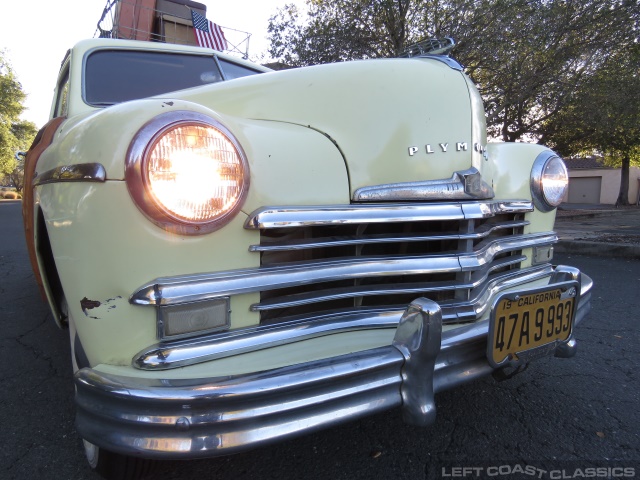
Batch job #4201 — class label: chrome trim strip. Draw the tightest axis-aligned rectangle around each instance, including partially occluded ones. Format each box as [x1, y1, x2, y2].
[130, 232, 556, 307]
[133, 264, 554, 370]
[459, 232, 556, 271]
[353, 168, 494, 202]
[131, 255, 462, 306]
[249, 220, 530, 252]
[76, 272, 591, 459]
[460, 201, 532, 218]
[244, 200, 533, 230]
[250, 255, 527, 311]
[33, 163, 107, 186]
[134, 311, 400, 370]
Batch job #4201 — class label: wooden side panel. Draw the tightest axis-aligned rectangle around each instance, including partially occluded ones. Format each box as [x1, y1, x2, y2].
[22, 116, 66, 300]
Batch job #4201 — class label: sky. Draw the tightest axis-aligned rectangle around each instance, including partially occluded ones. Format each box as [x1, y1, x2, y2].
[0, 0, 304, 128]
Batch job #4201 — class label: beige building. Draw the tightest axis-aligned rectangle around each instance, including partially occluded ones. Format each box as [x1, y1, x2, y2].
[563, 157, 640, 205]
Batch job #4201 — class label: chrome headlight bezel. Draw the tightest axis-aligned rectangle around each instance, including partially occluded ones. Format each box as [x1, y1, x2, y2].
[125, 111, 249, 235]
[530, 151, 568, 212]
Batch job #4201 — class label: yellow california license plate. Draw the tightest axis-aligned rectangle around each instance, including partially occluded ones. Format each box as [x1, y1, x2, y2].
[488, 282, 578, 367]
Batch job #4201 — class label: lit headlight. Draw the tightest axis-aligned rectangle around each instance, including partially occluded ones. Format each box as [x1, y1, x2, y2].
[530, 151, 568, 212]
[126, 111, 249, 234]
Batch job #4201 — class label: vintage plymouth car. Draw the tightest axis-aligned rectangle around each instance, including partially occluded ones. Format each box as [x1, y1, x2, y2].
[22, 34, 592, 479]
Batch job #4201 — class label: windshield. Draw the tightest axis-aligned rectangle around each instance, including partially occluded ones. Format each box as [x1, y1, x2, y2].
[84, 50, 261, 105]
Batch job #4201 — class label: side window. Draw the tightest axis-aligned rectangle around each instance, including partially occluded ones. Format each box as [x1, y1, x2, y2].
[55, 66, 70, 118]
[217, 58, 262, 80]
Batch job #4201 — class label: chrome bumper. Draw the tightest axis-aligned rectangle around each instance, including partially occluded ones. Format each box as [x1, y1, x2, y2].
[74, 266, 592, 459]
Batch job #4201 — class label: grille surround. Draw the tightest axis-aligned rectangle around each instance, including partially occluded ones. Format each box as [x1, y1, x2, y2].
[244, 201, 552, 325]
[130, 201, 558, 328]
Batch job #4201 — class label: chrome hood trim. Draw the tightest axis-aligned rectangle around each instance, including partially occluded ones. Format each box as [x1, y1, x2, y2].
[353, 167, 494, 202]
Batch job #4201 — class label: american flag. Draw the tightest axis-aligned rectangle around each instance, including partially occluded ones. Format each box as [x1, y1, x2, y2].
[191, 10, 227, 51]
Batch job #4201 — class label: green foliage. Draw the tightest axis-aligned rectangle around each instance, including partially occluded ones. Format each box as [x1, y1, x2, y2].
[543, 42, 640, 204]
[268, 0, 638, 142]
[268, 0, 429, 65]
[544, 44, 640, 159]
[0, 51, 37, 180]
[267, 0, 640, 202]
[0, 52, 37, 194]
[0, 122, 18, 174]
[0, 54, 26, 121]
[454, 0, 635, 142]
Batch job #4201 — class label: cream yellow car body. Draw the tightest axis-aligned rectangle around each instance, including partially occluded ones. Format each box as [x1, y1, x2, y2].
[24, 37, 591, 467]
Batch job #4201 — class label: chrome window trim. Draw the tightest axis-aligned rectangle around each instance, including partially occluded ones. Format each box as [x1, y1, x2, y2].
[133, 264, 556, 370]
[129, 232, 556, 307]
[353, 168, 494, 202]
[33, 163, 107, 186]
[212, 54, 226, 81]
[244, 200, 533, 230]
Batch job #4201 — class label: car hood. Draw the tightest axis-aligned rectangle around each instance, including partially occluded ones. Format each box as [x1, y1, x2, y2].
[170, 57, 488, 197]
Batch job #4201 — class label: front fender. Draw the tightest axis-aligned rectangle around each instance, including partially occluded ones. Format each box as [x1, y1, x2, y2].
[487, 141, 558, 240]
[37, 98, 351, 208]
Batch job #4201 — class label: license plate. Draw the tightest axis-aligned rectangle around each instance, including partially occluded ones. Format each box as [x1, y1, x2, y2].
[488, 282, 578, 368]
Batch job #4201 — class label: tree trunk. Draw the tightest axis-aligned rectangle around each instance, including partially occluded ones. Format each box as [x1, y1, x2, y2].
[616, 153, 631, 206]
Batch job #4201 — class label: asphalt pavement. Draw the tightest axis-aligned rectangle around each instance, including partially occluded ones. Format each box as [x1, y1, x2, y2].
[1, 199, 639, 480]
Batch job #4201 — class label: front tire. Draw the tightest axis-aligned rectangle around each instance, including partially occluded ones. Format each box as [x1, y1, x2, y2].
[83, 440, 157, 480]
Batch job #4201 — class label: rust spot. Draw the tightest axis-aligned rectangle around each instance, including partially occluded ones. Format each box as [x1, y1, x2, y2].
[80, 297, 101, 310]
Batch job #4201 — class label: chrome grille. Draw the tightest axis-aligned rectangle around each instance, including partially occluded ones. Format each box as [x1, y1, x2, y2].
[245, 201, 550, 325]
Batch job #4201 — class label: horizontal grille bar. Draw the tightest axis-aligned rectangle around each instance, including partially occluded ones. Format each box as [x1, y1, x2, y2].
[251, 256, 525, 312]
[248, 201, 548, 325]
[132, 264, 559, 370]
[130, 200, 556, 333]
[249, 220, 529, 252]
[244, 201, 533, 229]
[130, 233, 555, 307]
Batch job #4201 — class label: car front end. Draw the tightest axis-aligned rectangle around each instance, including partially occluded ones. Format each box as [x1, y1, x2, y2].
[27, 38, 592, 463]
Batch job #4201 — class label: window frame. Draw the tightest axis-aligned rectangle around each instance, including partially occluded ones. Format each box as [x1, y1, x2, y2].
[81, 47, 263, 108]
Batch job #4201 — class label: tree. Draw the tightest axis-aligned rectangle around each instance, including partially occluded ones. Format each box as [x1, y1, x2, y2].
[2, 155, 25, 192]
[447, 0, 635, 142]
[0, 52, 37, 192]
[543, 44, 640, 205]
[268, 0, 426, 65]
[267, 0, 636, 143]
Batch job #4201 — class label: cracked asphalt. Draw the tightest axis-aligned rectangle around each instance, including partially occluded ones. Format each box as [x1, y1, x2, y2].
[1, 199, 638, 480]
